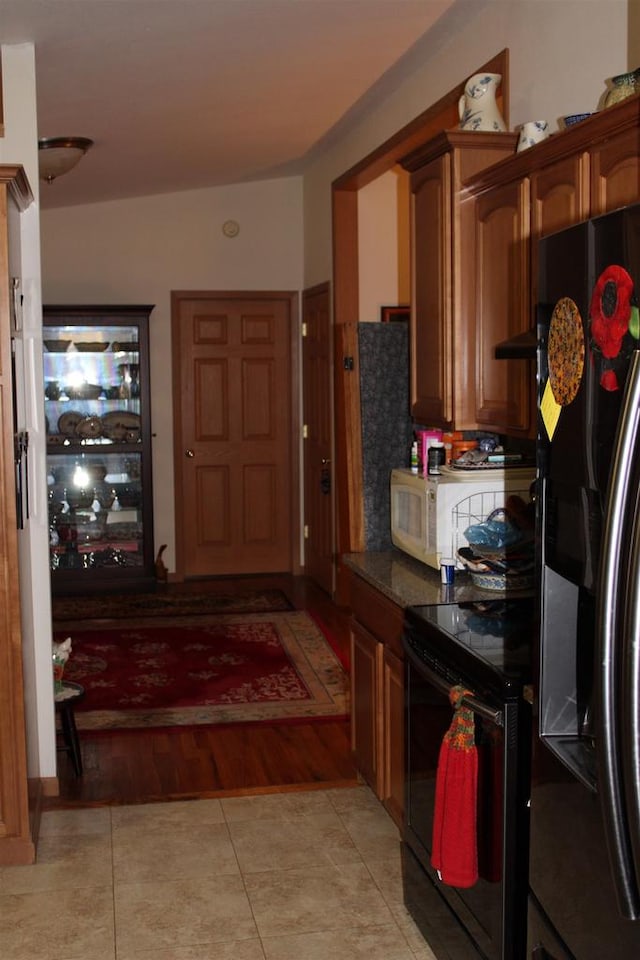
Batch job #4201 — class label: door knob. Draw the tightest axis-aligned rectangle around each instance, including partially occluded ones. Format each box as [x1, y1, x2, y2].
[321, 458, 331, 465]
[185, 449, 195, 458]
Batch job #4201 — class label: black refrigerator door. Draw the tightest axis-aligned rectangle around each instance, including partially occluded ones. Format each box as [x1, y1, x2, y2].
[529, 720, 640, 959]
[537, 218, 623, 592]
[533, 204, 640, 955]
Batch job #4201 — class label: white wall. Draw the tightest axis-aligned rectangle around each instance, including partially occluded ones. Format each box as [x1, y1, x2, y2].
[358, 168, 410, 322]
[303, 0, 630, 286]
[0, 44, 56, 780]
[40, 178, 304, 572]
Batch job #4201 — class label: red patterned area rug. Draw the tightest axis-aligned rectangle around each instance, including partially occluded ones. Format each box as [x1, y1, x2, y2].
[52, 588, 292, 623]
[58, 611, 348, 731]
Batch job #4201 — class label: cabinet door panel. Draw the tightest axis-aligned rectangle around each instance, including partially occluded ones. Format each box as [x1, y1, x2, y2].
[531, 154, 590, 240]
[383, 645, 404, 829]
[411, 154, 451, 425]
[590, 125, 640, 216]
[350, 619, 383, 796]
[530, 153, 590, 329]
[473, 179, 531, 435]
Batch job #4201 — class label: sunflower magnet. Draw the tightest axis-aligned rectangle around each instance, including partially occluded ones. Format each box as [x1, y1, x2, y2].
[542, 296, 585, 441]
[548, 297, 585, 405]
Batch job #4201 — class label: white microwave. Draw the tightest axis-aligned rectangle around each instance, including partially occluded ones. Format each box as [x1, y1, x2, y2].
[389, 465, 535, 570]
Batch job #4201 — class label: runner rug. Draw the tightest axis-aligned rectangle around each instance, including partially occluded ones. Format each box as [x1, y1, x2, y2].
[52, 588, 292, 622]
[57, 611, 348, 731]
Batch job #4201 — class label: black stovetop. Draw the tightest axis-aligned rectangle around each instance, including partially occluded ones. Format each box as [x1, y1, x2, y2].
[404, 596, 535, 698]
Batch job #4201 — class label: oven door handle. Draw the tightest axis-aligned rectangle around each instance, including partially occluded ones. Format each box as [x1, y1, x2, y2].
[408, 646, 504, 727]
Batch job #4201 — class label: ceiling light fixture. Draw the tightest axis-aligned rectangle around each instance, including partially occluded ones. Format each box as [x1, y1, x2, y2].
[38, 136, 94, 184]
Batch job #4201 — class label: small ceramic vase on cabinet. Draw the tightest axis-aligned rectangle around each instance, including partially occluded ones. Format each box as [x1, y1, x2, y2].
[604, 68, 640, 108]
[458, 73, 507, 131]
[517, 120, 550, 152]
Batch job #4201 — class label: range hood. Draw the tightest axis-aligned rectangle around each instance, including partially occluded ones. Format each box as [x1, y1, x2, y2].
[494, 328, 537, 359]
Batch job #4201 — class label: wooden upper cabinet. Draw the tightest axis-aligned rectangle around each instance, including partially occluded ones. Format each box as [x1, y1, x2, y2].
[470, 177, 531, 434]
[530, 153, 590, 241]
[411, 152, 452, 424]
[530, 152, 590, 317]
[402, 131, 518, 428]
[463, 95, 640, 438]
[590, 122, 640, 216]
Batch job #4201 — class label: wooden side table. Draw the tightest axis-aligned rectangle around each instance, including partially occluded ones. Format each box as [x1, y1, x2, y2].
[54, 681, 85, 776]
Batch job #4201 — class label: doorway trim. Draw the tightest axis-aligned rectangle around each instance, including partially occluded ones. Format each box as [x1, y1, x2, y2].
[170, 289, 301, 581]
[331, 50, 509, 567]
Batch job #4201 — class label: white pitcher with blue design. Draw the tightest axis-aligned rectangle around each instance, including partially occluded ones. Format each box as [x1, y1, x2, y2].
[458, 73, 507, 132]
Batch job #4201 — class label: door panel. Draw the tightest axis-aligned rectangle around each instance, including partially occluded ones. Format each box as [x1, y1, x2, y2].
[302, 283, 334, 595]
[173, 292, 297, 577]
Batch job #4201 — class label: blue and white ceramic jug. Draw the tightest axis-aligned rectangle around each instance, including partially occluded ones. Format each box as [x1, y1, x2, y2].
[458, 73, 507, 132]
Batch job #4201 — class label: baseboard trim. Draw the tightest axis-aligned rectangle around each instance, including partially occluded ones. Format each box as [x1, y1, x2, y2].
[40, 776, 60, 797]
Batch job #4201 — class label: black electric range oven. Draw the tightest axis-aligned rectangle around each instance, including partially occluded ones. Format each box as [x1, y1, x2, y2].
[402, 597, 534, 960]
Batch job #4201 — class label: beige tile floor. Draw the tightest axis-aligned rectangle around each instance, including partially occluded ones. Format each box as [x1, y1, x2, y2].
[0, 785, 437, 960]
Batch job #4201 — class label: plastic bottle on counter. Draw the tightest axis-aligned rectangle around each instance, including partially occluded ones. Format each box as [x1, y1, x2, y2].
[427, 441, 446, 475]
[417, 429, 443, 475]
[410, 441, 419, 473]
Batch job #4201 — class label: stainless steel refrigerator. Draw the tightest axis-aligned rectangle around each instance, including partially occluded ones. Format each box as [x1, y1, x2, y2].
[531, 202, 640, 958]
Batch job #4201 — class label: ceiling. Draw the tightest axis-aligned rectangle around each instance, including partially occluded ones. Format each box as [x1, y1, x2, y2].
[1, 0, 456, 210]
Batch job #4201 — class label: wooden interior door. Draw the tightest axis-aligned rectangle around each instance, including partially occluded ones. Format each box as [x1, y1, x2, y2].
[172, 291, 298, 578]
[302, 283, 333, 595]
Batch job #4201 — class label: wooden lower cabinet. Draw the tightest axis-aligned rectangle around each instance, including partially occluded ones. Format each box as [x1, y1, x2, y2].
[348, 572, 405, 828]
[350, 619, 383, 794]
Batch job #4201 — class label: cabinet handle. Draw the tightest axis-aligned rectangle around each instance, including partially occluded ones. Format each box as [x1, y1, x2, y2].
[185, 449, 195, 458]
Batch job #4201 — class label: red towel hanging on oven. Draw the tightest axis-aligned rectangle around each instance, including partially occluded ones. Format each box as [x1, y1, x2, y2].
[431, 684, 478, 888]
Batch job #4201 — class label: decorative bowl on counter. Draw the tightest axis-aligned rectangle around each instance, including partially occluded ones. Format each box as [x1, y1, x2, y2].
[469, 570, 535, 591]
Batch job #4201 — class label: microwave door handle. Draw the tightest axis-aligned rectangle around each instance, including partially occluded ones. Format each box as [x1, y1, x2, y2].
[407, 647, 503, 727]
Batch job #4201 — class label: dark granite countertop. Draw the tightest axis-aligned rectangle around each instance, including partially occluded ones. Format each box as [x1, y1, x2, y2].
[342, 549, 533, 609]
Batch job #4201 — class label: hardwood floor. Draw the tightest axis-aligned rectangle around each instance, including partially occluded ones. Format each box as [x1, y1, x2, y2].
[45, 575, 360, 808]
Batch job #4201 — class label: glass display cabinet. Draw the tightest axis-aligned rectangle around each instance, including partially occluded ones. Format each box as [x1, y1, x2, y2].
[43, 305, 155, 593]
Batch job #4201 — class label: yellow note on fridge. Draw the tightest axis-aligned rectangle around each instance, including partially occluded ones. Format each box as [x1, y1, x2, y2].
[541, 379, 561, 440]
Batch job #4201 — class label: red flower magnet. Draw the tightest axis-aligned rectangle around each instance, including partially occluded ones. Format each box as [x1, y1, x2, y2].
[589, 265, 634, 359]
[589, 265, 638, 392]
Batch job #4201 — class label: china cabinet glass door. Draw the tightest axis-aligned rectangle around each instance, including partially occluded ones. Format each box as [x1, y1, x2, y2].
[43, 305, 154, 591]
